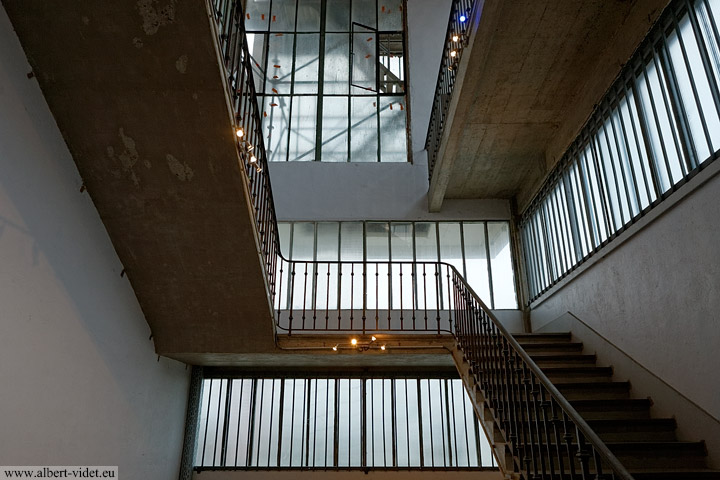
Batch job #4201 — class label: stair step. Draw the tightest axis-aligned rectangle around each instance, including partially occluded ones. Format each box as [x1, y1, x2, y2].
[554, 381, 630, 400]
[512, 332, 572, 343]
[531, 353, 597, 366]
[519, 342, 584, 353]
[587, 418, 678, 442]
[570, 398, 652, 420]
[541, 366, 613, 383]
[612, 441, 708, 468]
[516, 441, 707, 469]
[630, 470, 720, 480]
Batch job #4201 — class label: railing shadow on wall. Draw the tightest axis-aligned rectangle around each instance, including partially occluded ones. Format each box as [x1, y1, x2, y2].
[208, 0, 637, 478]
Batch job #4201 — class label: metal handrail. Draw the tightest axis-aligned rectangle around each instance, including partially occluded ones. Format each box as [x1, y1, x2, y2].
[425, 0, 477, 182]
[450, 266, 635, 479]
[208, 1, 635, 478]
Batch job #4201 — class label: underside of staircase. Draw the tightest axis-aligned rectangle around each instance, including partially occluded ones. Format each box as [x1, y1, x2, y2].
[453, 332, 720, 479]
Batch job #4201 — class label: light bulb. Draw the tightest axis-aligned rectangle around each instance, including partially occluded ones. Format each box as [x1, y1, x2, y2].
[450, 50, 457, 58]
[351, 338, 358, 346]
[371, 336, 377, 342]
[236, 128, 244, 138]
[459, 14, 467, 22]
[250, 155, 258, 164]
[380, 345, 386, 351]
[332, 345, 338, 351]
[452, 35, 459, 42]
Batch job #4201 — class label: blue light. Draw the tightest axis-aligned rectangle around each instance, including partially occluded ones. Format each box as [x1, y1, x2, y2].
[459, 14, 467, 22]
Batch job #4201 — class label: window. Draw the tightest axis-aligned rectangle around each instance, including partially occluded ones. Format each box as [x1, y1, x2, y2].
[520, 0, 720, 301]
[278, 221, 518, 309]
[245, 0, 408, 162]
[195, 374, 497, 468]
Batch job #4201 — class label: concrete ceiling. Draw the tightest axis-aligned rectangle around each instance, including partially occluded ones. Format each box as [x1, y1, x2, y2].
[431, 0, 670, 211]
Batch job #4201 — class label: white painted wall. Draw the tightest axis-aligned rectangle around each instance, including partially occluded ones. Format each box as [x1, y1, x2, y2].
[530, 161, 720, 422]
[0, 7, 190, 478]
[267, 0, 510, 222]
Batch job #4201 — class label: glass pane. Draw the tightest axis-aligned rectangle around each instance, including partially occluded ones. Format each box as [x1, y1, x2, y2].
[352, 30, 377, 92]
[390, 222, 413, 310]
[487, 223, 517, 309]
[326, 1, 350, 31]
[438, 222, 463, 275]
[291, 223, 314, 259]
[264, 95, 290, 162]
[415, 222, 438, 311]
[352, 0, 377, 29]
[378, 0, 403, 31]
[324, 34, 350, 94]
[462, 222, 491, 306]
[297, 0, 321, 31]
[676, 15, 720, 158]
[270, 0, 297, 32]
[366, 222, 390, 310]
[245, 0, 271, 31]
[246, 33, 267, 93]
[379, 96, 407, 162]
[351, 96, 378, 162]
[294, 34, 320, 94]
[340, 223, 363, 310]
[316, 222, 339, 311]
[321, 96, 349, 162]
[288, 95, 317, 161]
[265, 33, 294, 94]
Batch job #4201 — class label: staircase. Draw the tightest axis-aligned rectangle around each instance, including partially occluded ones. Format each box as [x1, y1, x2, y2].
[453, 332, 720, 479]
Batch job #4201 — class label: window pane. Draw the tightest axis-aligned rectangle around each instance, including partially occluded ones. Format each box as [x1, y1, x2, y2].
[294, 34, 320, 94]
[288, 95, 317, 161]
[462, 222, 491, 306]
[488, 223, 517, 309]
[352, 0, 377, 29]
[265, 33, 294, 94]
[390, 222, 413, 310]
[326, 1, 350, 31]
[378, 0, 403, 31]
[321, 96, 349, 162]
[351, 96, 378, 162]
[380, 96, 407, 162]
[270, 0, 297, 32]
[352, 30, 377, 92]
[264, 95, 290, 162]
[324, 34, 350, 94]
[297, 0, 321, 32]
[245, 1, 270, 31]
[366, 222, 390, 310]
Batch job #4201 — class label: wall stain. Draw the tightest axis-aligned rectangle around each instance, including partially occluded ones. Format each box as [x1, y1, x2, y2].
[166, 154, 194, 181]
[176, 54, 188, 74]
[136, 0, 177, 36]
[107, 128, 147, 186]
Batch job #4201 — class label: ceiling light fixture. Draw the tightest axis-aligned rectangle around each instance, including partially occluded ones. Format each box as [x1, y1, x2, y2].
[236, 128, 244, 138]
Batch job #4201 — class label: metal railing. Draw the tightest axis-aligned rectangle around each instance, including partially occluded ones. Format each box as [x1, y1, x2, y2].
[452, 272, 634, 479]
[194, 373, 497, 469]
[274, 259, 457, 334]
[425, 0, 478, 181]
[211, 0, 283, 297]
[208, 1, 636, 478]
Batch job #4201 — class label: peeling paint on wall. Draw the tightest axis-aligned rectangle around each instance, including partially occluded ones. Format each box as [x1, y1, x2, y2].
[175, 54, 188, 74]
[166, 154, 194, 181]
[136, 0, 177, 36]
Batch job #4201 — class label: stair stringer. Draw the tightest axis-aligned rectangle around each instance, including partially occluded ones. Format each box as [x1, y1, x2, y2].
[450, 342, 520, 480]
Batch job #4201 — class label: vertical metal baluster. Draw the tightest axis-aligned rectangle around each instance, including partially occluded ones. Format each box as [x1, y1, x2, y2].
[325, 263, 331, 329]
[201, 379, 213, 467]
[302, 263, 308, 330]
[399, 263, 404, 330]
[213, 379, 224, 466]
[350, 263, 355, 329]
